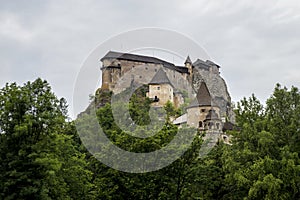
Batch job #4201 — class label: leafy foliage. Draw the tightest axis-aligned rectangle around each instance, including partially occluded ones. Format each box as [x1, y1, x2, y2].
[0, 79, 92, 199]
[1, 79, 300, 199]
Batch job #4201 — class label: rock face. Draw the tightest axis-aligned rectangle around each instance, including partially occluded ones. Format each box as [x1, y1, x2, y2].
[192, 60, 235, 123]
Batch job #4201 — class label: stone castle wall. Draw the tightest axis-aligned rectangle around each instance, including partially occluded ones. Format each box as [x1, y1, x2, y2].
[101, 57, 235, 123]
[193, 67, 235, 121]
[148, 84, 174, 107]
[103, 59, 190, 95]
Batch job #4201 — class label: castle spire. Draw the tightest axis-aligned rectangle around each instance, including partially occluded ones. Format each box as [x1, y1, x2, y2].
[184, 55, 192, 65]
[196, 81, 212, 106]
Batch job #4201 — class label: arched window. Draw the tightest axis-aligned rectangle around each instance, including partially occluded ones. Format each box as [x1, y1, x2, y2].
[199, 121, 203, 128]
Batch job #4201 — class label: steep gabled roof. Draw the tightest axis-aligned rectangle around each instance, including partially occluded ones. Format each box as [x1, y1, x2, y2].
[196, 81, 212, 106]
[188, 81, 213, 108]
[149, 68, 172, 85]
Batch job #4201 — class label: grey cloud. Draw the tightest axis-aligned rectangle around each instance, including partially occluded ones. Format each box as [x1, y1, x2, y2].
[0, 0, 299, 118]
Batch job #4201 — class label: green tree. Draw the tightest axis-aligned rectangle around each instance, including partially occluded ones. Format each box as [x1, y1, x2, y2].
[221, 85, 300, 199]
[0, 78, 93, 199]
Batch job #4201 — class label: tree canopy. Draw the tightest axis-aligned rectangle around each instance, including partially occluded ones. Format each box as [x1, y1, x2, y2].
[1, 79, 299, 199]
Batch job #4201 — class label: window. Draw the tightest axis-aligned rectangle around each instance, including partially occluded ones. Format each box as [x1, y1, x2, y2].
[201, 109, 206, 112]
[139, 76, 142, 78]
[157, 87, 160, 90]
[209, 122, 214, 129]
[155, 69, 157, 72]
[145, 67, 148, 70]
[199, 121, 203, 128]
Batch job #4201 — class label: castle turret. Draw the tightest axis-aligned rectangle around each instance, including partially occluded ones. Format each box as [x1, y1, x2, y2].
[186, 81, 221, 131]
[185, 56, 193, 82]
[100, 52, 122, 90]
[148, 68, 174, 107]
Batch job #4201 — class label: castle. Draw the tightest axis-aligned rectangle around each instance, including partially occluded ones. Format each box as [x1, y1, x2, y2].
[100, 51, 235, 141]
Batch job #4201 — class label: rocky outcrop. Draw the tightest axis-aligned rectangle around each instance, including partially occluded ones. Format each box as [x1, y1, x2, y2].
[193, 67, 235, 122]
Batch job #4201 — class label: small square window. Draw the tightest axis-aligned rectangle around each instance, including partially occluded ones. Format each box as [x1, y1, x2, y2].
[157, 87, 160, 90]
[201, 109, 206, 112]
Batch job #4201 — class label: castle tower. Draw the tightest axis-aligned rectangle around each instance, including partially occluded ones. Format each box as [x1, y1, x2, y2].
[148, 68, 174, 107]
[100, 52, 122, 90]
[186, 81, 221, 131]
[184, 56, 193, 82]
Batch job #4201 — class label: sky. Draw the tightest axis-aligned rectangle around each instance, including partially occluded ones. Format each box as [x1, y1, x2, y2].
[0, 0, 299, 118]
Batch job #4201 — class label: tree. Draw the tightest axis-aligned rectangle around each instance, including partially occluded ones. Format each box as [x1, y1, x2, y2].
[0, 78, 93, 199]
[220, 85, 300, 199]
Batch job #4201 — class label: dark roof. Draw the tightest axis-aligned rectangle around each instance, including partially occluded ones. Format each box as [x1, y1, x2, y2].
[193, 59, 221, 69]
[222, 121, 241, 132]
[188, 81, 213, 108]
[101, 51, 173, 67]
[222, 122, 234, 131]
[196, 81, 212, 106]
[101, 51, 189, 74]
[184, 56, 192, 64]
[149, 68, 172, 85]
[206, 60, 221, 68]
[174, 66, 189, 73]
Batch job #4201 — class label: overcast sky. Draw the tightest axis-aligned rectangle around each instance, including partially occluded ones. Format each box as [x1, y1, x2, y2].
[1, 0, 299, 118]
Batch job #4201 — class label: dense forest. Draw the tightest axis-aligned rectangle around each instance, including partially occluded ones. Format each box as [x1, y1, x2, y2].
[0, 78, 300, 199]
